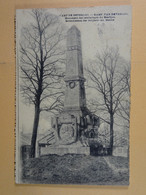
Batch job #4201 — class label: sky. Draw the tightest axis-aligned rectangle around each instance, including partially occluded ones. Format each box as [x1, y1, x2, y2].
[16, 5, 132, 135]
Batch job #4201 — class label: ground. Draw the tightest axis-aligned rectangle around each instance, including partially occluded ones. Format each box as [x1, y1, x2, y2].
[21, 154, 129, 185]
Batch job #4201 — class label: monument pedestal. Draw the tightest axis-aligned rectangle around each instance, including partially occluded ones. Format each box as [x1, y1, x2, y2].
[39, 141, 90, 156]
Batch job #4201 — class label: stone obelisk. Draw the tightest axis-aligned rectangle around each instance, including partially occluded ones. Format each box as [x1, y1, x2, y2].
[64, 25, 86, 114]
[38, 26, 99, 156]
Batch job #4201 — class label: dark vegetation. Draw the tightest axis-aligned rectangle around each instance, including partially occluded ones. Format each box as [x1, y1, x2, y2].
[21, 154, 129, 185]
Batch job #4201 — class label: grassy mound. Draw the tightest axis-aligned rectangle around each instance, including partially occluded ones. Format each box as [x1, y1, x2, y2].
[21, 154, 129, 185]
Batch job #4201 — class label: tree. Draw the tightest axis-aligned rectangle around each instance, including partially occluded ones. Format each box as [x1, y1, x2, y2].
[19, 9, 65, 158]
[116, 65, 130, 128]
[85, 47, 130, 155]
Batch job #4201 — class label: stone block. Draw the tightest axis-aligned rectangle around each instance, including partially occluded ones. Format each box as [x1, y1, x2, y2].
[40, 145, 90, 156]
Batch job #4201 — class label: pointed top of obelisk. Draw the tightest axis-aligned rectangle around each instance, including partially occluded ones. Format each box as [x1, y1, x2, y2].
[67, 25, 81, 47]
[68, 25, 80, 34]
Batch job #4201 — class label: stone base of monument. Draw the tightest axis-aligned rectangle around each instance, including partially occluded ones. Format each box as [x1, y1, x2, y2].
[39, 141, 90, 156]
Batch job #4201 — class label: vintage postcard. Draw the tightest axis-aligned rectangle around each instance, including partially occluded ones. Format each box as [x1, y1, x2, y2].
[16, 5, 132, 185]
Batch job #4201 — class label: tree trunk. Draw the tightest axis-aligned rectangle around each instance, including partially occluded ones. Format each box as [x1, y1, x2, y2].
[109, 114, 114, 155]
[30, 104, 40, 158]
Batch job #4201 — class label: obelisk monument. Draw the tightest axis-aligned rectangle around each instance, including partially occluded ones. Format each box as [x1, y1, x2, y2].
[64, 25, 86, 113]
[38, 26, 99, 156]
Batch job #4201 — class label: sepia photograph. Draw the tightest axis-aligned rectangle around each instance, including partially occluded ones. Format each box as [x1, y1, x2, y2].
[16, 5, 132, 185]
